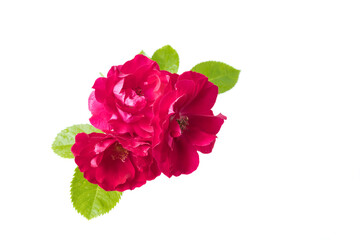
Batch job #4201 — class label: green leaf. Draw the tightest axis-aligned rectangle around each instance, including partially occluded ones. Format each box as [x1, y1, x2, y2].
[139, 50, 149, 57]
[191, 61, 240, 93]
[71, 167, 122, 220]
[151, 45, 179, 73]
[52, 124, 102, 159]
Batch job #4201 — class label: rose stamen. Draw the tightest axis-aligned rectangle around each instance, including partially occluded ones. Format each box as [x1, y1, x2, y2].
[134, 87, 143, 96]
[176, 116, 189, 131]
[111, 143, 129, 162]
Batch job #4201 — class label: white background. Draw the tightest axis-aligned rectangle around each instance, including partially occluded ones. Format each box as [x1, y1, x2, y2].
[1, 0, 360, 239]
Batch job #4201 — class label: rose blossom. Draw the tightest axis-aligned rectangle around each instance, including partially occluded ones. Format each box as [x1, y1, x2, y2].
[89, 54, 173, 145]
[152, 71, 226, 177]
[71, 132, 160, 192]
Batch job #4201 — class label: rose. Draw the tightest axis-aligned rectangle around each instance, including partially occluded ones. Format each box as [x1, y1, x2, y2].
[71, 132, 160, 192]
[89, 54, 173, 148]
[152, 71, 226, 177]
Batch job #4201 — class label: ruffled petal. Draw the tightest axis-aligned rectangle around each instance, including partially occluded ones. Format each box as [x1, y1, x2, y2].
[187, 114, 226, 135]
[88, 92, 113, 131]
[82, 166, 98, 184]
[121, 54, 158, 74]
[75, 155, 92, 172]
[175, 79, 195, 97]
[92, 77, 108, 103]
[95, 153, 136, 191]
[182, 82, 218, 114]
[183, 127, 217, 147]
[152, 134, 172, 173]
[170, 136, 199, 177]
[169, 118, 181, 138]
[195, 140, 216, 154]
[157, 136, 199, 177]
[94, 138, 117, 154]
[89, 115, 112, 132]
[115, 168, 147, 192]
[71, 133, 89, 156]
[177, 71, 207, 97]
[107, 65, 122, 77]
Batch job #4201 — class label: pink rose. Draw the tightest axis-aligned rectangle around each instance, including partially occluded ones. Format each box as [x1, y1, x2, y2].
[153, 71, 226, 177]
[89, 54, 172, 144]
[71, 132, 160, 192]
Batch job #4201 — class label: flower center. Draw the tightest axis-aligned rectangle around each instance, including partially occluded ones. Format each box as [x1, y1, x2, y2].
[134, 87, 143, 96]
[176, 116, 189, 131]
[111, 142, 129, 162]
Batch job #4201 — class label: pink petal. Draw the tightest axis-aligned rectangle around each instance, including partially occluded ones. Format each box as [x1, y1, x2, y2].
[94, 138, 117, 153]
[169, 118, 181, 138]
[83, 167, 98, 184]
[95, 154, 135, 191]
[73, 131, 88, 145]
[112, 79, 124, 96]
[133, 124, 153, 139]
[121, 54, 158, 74]
[146, 159, 161, 180]
[107, 65, 122, 77]
[177, 71, 207, 96]
[182, 82, 218, 114]
[174, 80, 195, 103]
[89, 115, 112, 132]
[152, 135, 172, 172]
[90, 155, 102, 167]
[75, 155, 92, 172]
[183, 127, 217, 147]
[92, 77, 108, 103]
[138, 120, 153, 133]
[115, 169, 147, 192]
[107, 119, 131, 134]
[187, 114, 226, 135]
[71, 133, 89, 156]
[195, 140, 216, 154]
[88, 92, 113, 131]
[160, 136, 200, 177]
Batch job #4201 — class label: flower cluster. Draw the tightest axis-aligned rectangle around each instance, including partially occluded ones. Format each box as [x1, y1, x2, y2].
[71, 54, 226, 192]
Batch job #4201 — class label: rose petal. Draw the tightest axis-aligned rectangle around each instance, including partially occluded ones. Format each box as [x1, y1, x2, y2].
[177, 71, 207, 96]
[95, 153, 135, 191]
[162, 136, 199, 177]
[115, 169, 147, 192]
[107, 65, 122, 77]
[187, 114, 226, 135]
[182, 82, 218, 114]
[183, 127, 217, 147]
[121, 54, 158, 74]
[89, 115, 112, 132]
[94, 138, 117, 154]
[169, 118, 181, 138]
[195, 140, 216, 154]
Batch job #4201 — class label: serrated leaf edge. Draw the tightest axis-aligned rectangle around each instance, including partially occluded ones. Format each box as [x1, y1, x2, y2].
[52, 124, 103, 159]
[70, 168, 122, 220]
